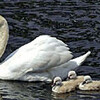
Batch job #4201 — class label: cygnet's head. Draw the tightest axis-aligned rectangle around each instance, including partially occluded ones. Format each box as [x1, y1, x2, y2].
[82, 75, 92, 85]
[52, 77, 62, 87]
[67, 71, 77, 80]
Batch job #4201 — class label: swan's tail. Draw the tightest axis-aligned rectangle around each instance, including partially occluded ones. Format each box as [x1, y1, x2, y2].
[70, 51, 91, 66]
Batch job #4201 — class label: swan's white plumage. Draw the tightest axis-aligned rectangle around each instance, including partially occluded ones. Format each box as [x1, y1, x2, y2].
[0, 15, 91, 82]
[1, 35, 72, 79]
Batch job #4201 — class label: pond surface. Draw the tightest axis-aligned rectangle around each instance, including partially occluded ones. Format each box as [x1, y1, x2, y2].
[0, 0, 100, 100]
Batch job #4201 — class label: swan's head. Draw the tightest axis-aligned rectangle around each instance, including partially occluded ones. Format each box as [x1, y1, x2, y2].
[52, 77, 62, 87]
[82, 75, 92, 85]
[67, 71, 77, 80]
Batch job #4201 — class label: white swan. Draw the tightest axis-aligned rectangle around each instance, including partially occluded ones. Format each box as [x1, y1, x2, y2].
[0, 15, 91, 82]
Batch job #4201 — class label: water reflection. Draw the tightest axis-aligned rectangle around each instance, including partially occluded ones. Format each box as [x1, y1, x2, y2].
[0, 80, 52, 100]
[52, 90, 100, 100]
[0, 0, 100, 100]
[52, 92, 70, 99]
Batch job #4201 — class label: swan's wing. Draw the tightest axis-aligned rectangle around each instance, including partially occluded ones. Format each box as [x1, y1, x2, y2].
[3, 49, 19, 63]
[22, 35, 73, 72]
[4, 35, 73, 77]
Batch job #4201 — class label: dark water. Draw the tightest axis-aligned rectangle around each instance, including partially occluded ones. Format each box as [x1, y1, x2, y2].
[0, 0, 100, 100]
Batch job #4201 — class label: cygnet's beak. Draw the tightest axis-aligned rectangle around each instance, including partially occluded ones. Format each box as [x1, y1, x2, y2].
[52, 82, 56, 87]
[82, 81, 86, 85]
[66, 76, 70, 80]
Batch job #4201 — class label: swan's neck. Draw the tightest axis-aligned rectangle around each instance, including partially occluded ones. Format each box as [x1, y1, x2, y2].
[0, 15, 9, 58]
[0, 15, 9, 79]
